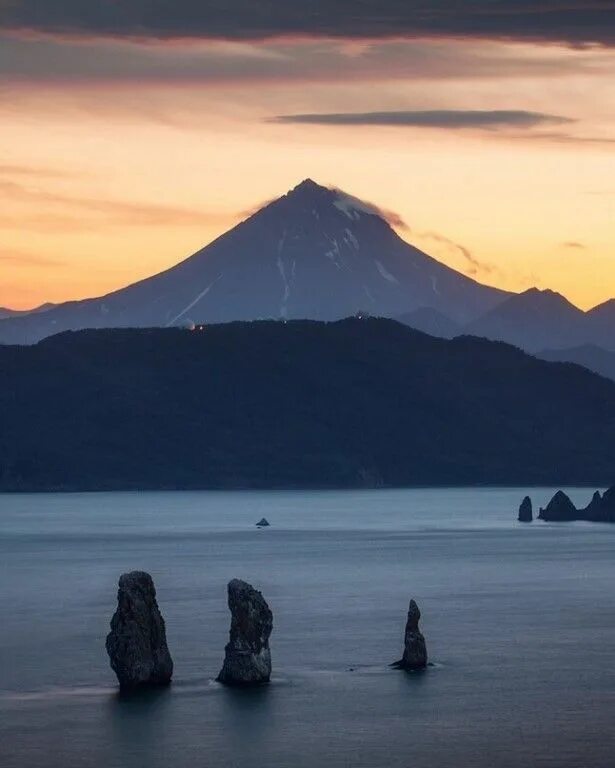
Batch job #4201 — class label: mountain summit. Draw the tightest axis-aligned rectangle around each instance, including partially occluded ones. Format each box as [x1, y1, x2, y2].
[0, 179, 507, 344]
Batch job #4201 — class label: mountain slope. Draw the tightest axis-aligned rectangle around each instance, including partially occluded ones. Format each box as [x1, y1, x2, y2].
[0, 180, 507, 344]
[396, 307, 462, 339]
[587, 299, 615, 349]
[0, 303, 55, 321]
[464, 288, 591, 352]
[1, 318, 615, 491]
[537, 344, 615, 383]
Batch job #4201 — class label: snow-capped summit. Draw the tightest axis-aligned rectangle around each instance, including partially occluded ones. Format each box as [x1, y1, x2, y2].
[0, 179, 508, 344]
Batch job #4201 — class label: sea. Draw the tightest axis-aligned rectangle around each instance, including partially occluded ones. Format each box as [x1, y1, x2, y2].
[1, 488, 614, 768]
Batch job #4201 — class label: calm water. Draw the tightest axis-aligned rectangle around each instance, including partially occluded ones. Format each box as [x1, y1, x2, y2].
[1, 488, 614, 768]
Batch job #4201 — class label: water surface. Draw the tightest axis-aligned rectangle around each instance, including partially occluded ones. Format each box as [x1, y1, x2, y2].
[1, 488, 614, 767]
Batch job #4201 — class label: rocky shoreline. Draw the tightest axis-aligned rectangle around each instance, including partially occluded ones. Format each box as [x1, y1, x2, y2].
[518, 485, 615, 523]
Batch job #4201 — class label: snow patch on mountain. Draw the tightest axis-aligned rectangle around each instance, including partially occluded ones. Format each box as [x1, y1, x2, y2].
[375, 260, 399, 284]
[277, 255, 291, 317]
[325, 238, 346, 270]
[166, 274, 223, 327]
[344, 228, 359, 250]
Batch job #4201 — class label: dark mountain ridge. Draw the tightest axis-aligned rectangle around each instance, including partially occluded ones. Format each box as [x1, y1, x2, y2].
[1, 317, 614, 492]
[537, 344, 615, 383]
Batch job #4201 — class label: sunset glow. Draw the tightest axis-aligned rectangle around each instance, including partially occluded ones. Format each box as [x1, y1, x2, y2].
[2, 26, 614, 310]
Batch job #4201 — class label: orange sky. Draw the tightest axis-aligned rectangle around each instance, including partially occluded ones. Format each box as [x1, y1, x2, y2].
[1, 34, 614, 310]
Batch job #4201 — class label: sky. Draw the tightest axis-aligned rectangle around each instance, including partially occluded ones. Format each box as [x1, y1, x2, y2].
[1, 1, 614, 311]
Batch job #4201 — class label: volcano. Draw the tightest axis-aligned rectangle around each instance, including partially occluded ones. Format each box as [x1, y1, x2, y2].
[0, 179, 507, 344]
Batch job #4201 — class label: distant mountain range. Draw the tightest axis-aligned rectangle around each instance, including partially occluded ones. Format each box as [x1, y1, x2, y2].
[0, 179, 507, 345]
[463, 289, 615, 353]
[1, 318, 615, 491]
[397, 289, 615, 352]
[0, 303, 56, 321]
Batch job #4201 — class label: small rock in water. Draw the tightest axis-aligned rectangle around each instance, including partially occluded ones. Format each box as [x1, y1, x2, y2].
[217, 579, 273, 686]
[256, 518, 270, 527]
[518, 496, 533, 523]
[105, 571, 173, 690]
[393, 599, 428, 671]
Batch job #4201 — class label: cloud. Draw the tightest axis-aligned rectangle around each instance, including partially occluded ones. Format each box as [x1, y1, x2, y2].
[378, 208, 408, 230]
[1, 2, 615, 47]
[0, 248, 65, 268]
[241, 188, 409, 232]
[3, 35, 610, 88]
[0, 179, 238, 231]
[239, 196, 278, 219]
[0, 162, 76, 178]
[562, 241, 586, 249]
[272, 109, 574, 130]
[409, 229, 495, 276]
[330, 188, 409, 229]
[523, 131, 615, 146]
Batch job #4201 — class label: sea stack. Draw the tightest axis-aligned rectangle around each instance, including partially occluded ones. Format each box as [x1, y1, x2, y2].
[394, 599, 428, 671]
[538, 490, 578, 522]
[105, 571, 173, 690]
[518, 496, 533, 523]
[581, 488, 615, 523]
[217, 579, 273, 686]
[256, 518, 270, 527]
[583, 491, 604, 521]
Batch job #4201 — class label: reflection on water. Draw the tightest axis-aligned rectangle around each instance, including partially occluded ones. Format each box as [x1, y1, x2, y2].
[107, 687, 173, 767]
[1, 488, 614, 768]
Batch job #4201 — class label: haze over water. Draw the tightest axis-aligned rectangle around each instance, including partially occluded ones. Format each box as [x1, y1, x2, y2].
[1, 488, 614, 768]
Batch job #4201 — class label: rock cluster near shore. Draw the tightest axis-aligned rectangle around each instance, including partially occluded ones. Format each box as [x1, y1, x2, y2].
[536, 486, 615, 523]
[217, 579, 273, 686]
[393, 599, 428, 671]
[105, 571, 174, 690]
[582, 488, 615, 523]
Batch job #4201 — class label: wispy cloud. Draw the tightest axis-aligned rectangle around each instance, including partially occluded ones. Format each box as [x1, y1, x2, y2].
[330, 188, 409, 229]
[239, 196, 278, 219]
[409, 229, 495, 277]
[2, 34, 612, 87]
[0, 162, 76, 178]
[241, 188, 409, 231]
[562, 241, 586, 249]
[0, 179, 238, 231]
[0, 248, 65, 268]
[272, 109, 574, 130]
[524, 131, 615, 147]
